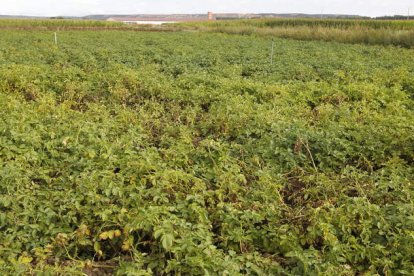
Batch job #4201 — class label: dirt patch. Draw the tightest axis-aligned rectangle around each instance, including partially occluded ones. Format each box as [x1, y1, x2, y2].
[281, 177, 306, 207]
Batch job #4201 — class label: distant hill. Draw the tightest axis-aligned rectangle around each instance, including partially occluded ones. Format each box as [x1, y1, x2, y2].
[214, 13, 370, 20]
[84, 13, 370, 21]
[0, 13, 371, 21]
[0, 15, 44, 19]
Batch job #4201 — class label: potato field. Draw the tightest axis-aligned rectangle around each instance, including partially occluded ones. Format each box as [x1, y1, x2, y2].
[0, 23, 413, 275]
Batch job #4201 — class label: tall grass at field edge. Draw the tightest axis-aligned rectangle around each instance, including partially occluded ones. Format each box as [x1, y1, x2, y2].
[199, 26, 414, 47]
[177, 19, 414, 47]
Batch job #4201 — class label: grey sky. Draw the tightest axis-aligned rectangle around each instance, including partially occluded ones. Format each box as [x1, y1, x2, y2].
[1, 0, 413, 17]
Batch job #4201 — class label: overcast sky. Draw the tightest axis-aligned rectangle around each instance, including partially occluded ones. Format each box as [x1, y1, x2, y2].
[1, 0, 413, 17]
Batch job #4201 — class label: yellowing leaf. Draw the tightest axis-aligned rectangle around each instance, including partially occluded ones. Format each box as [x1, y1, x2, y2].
[18, 256, 33, 264]
[99, 232, 109, 240]
[114, 230, 122, 238]
[121, 241, 130, 251]
[107, 230, 115, 240]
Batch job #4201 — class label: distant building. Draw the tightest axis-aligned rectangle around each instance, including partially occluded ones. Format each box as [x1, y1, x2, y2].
[107, 12, 215, 25]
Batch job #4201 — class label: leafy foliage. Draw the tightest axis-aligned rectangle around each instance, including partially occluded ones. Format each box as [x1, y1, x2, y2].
[0, 29, 413, 274]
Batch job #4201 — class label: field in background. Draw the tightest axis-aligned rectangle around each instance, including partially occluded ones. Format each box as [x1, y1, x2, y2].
[0, 20, 413, 274]
[3, 18, 414, 47]
[177, 18, 414, 47]
[0, 18, 178, 32]
[181, 18, 414, 30]
[0, 19, 124, 28]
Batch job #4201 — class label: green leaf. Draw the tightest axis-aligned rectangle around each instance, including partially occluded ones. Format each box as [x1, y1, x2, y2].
[161, 234, 174, 250]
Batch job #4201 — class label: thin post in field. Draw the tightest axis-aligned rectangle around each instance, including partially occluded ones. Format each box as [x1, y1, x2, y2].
[270, 40, 275, 65]
[54, 32, 58, 45]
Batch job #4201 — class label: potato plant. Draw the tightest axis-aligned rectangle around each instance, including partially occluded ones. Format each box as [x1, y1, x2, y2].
[0, 29, 413, 275]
